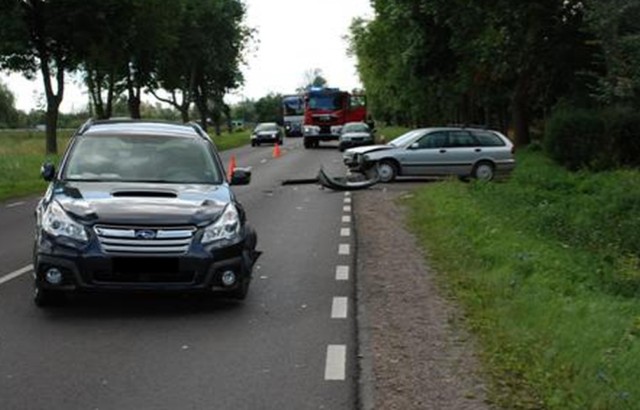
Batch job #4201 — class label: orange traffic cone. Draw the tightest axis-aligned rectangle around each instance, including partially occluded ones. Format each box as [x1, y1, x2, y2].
[273, 143, 281, 159]
[227, 155, 236, 181]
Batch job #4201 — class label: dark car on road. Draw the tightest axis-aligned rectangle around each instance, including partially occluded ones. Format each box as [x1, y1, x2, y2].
[343, 126, 515, 182]
[251, 122, 283, 146]
[33, 119, 260, 306]
[338, 122, 374, 152]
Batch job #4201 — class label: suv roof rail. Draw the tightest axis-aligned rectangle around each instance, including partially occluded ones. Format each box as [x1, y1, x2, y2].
[77, 118, 208, 138]
[187, 122, 210, 140]
[77, 118, 95, 135]
[445, 123, 488, 129]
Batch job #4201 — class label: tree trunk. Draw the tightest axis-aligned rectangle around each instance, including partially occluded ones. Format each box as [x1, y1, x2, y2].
[105, 71, 116, 119]
[180, 107, 190, 123]
[512, 75, 531, 147]
[87, 71, 106, 119]
[194, 91, 209, 131]
[40, 55, 64, 155]
[45, 106, 59, 154]
[128, 85, 141, 119]
[126, 72, 141, 119]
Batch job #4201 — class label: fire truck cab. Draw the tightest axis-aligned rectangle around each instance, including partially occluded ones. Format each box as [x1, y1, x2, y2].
[302, 87, 366, 149]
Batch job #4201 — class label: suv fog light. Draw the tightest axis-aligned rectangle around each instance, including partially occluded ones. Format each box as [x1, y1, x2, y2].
[45, 268, 63, 285]
[221, 270, 237, 287]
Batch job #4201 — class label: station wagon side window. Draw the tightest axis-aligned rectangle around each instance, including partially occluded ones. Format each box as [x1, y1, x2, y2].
[416, 132, 447, 149]
[446, 131, 477, 148]
[472, 131, 506, 147]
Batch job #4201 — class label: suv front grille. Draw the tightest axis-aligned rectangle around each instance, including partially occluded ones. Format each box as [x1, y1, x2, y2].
[94, 225, 196, 255]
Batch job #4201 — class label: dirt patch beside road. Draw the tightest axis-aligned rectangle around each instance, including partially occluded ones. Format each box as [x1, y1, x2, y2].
[355, 185, 490, 410]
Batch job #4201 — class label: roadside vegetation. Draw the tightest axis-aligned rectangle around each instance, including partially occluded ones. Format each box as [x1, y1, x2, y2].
[0, 0, 252, 154]
[0, 129, 249, 202]
[406, 149, 640, 408]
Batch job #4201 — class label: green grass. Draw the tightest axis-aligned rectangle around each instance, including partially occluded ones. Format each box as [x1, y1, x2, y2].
[405, 149, 640, 409]
[0, 129, 251, 202]
[377, 126, 410, 143]
[0, 131, 72, 201]
[209, 129, 251, 151]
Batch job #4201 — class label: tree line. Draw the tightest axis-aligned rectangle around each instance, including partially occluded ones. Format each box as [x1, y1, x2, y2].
[0, 0, 251, 153]
[348, 0, 640, 147]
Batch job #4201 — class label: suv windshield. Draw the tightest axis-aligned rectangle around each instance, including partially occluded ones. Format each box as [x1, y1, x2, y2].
[342, 123, 369, 133]
[255, 124, 279, 132]
[63, 135, 221, 184]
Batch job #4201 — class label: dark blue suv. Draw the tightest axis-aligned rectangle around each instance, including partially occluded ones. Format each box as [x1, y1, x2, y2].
[33, 119, 259, 306]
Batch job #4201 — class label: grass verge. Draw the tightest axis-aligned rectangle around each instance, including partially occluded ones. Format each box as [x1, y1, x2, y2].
[406, 149, 640, 409]
[0, 129, 251, 202]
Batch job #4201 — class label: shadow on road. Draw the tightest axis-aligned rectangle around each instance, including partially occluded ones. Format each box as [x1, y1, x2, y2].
[38, 292, 245, 319]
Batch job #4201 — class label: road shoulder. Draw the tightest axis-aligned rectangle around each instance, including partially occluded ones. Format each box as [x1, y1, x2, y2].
[355, 186, 490, 409]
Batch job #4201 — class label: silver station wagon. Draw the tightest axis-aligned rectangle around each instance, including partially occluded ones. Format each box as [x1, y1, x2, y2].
[343, 127, 516, 182]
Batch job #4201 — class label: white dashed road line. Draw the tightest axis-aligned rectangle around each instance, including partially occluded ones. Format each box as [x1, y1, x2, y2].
[324, 345, 347, 381]
[325, 192, 353, 382]
[335, 266, 349, 281]
[331, 297, 348, 319]
[6, 201, 26, 208]
[0, 265, 33, 286]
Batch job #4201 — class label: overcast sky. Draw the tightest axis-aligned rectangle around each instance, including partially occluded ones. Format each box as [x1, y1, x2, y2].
[1, 0, 373, 113]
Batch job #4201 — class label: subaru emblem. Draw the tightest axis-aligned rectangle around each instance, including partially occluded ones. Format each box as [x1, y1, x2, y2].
[135, 229, 157, 240]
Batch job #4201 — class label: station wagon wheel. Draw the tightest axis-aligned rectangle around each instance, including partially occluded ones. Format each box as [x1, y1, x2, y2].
[377, 160, 398, 183]
[472, 161, 495, 181]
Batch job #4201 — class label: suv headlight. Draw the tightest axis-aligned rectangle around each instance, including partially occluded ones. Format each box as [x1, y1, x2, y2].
[42, 201, 88, 242]
[201, 203, 241, 245]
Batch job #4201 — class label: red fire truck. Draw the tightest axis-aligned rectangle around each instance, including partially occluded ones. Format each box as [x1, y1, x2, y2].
[302, 87, 367, 149]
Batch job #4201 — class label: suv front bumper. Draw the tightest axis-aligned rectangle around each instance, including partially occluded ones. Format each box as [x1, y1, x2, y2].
[33, 228, 258, 294]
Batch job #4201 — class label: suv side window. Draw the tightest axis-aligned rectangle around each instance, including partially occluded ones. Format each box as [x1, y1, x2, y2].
[417, 132, 447, 149]
[446, 131, 477, 148]
[472, 131, 506, 147]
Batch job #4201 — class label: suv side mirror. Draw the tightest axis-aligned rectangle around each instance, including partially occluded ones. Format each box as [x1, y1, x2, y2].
[41, 162, 56, 181]
[230, 167, 251, 186]
[408, 143, 420, 150]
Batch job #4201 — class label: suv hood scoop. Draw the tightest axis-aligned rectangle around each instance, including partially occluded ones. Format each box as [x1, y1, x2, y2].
[111, 190, 178, 198]
[54, 181, 230, 226]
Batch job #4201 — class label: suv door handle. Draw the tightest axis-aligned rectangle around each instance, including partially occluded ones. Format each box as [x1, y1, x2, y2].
[475, 148, 482, 152]
[439, 149, 447, 153]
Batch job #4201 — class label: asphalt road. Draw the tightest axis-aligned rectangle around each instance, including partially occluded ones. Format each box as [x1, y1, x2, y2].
[0, 138, 358, 410]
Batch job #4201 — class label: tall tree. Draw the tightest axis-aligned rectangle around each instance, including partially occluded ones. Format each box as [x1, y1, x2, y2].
[349, 0, 596, 145]
[0, 80, 19, 127]
[583, 0, 640, 106]
[254, 93, 282, 123]
[188, 0, 250, 133]
[0, 0, 82, 154]
[298, 68, 328, 92]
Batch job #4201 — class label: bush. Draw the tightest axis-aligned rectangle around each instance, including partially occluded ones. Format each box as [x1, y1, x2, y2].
[545, 106, 640, 171]
[603, 108, 640, 168]
[544, 107, 606, 170]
